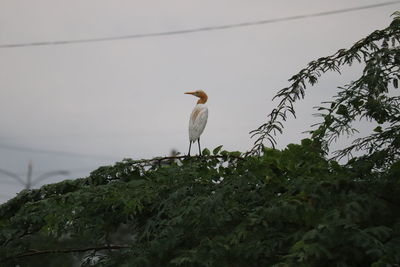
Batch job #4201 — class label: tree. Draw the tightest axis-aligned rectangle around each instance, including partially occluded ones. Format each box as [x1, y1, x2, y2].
[1, 13, 400, 267]
[250, 11, 400, 165]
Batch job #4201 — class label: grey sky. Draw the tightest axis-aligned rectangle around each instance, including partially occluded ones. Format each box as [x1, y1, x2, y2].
[0, 0, 398, 202]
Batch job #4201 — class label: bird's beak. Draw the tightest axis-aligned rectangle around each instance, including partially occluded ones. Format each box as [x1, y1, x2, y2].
[185, 91, 196, 96]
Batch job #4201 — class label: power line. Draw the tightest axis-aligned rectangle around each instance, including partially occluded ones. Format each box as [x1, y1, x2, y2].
[0, 1, 399, 48]
[0, 143, 118, 161]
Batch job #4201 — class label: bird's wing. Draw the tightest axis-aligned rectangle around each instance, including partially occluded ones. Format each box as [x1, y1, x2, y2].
[189, 105, 208, 141]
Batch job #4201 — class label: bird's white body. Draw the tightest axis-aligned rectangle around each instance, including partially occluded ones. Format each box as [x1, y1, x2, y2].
[185, 90, 208, 156]
[188, 104, 208, 142]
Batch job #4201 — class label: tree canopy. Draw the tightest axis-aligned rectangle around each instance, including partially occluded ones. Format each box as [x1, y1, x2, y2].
[1, 12, 400, 267]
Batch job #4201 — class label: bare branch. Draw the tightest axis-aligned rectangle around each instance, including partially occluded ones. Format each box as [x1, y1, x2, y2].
[12, 245, 130, 259]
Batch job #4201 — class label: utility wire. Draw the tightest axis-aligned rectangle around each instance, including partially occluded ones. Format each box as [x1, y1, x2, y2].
[0, 143, 118, 161]
[0, 1, 399, 48]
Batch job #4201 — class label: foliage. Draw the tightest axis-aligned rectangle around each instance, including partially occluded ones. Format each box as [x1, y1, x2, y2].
[1, 142, 400, 266]
[250, 11, 400, 161]
[1, 11, 400, 267]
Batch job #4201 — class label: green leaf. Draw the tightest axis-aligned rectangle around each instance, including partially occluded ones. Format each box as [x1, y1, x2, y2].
[228, 151, 241, 157]
[220, 150, 229, 157]
[202, 148, 210, 156]
[212, 145, 223, 155]
[336, 104, 348, 116]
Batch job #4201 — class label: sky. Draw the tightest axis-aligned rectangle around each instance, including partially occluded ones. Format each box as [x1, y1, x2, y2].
[0, 0, 399, 202]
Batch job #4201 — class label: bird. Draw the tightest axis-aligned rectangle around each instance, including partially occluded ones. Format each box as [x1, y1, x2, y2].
[185, 90, 208, 156]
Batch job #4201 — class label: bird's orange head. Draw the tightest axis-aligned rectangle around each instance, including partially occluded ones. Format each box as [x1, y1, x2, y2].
[185, 90, 208, 104]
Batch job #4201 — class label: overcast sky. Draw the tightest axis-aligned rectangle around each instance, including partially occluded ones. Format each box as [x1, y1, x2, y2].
[0, 0, 398, 202]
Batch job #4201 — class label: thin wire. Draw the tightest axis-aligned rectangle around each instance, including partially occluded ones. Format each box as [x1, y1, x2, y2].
[0, 143, 118, 161]
[1, 1, 399, 48]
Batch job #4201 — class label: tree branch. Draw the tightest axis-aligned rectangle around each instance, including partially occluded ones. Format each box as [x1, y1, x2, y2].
[12, 244, 130, 259]
[127, 154, 244, 166]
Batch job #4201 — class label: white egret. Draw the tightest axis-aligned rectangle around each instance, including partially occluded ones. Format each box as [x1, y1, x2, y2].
[185, 90, 208, 156]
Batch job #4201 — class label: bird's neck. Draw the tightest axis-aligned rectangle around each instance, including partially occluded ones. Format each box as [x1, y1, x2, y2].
[197, 95, 208, 104]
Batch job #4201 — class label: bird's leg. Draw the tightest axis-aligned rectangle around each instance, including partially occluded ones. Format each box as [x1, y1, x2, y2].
[198, 138, 202, 156]
[188, 141, 192, 156]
